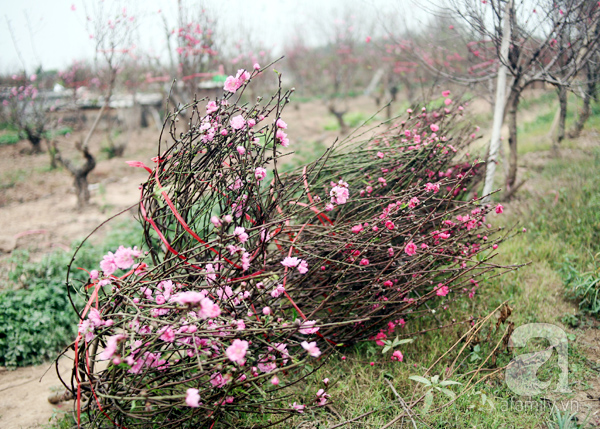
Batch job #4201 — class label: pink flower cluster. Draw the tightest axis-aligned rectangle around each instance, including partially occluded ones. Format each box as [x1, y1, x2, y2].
[226, 339, 249, 364]
[330, 179, 350, 205]
[100, 246, 142, 275]
[224, 69, 250, 93]
[281, 256, 309, 274]
[301, 341, 321, 357]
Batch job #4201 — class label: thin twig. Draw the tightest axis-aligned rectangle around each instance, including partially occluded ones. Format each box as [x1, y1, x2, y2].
[385, 378, 418, 429]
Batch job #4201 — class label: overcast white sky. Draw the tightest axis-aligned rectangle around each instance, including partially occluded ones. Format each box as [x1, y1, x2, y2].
[0, 0, 435, 74]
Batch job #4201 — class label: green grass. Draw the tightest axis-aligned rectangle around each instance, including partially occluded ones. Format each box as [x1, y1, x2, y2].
[0, 122, 18, 132]
[0, 132, 20, 146]
[45, 126, 73, 139]
[0, 125, 72, 147]
[518, 91, 557, 111]
[516, 92, 600, 156]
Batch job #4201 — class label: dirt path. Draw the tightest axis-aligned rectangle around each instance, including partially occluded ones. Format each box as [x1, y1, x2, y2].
[0, 354, 74, 429]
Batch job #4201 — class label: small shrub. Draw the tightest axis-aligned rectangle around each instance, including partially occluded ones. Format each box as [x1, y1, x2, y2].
[560, 259, 600, 317]
[0, 220, 142, 367]
[0, 133, 20, 146]
[0, 275, 81, 367]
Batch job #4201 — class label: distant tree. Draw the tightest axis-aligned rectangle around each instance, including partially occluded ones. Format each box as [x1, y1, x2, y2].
[226, 29, 276, 100]
[54, 1, 136, 208]
[2, 72, 53, 153]
[568, 54, 600, 138]
[161, 2, 221, 105]
[284, 9, 374, 134]
[444, 0, 600, 196]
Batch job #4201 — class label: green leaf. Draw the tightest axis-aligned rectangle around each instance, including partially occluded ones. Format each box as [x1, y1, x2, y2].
[409, 375, 432, 386]
[431, 375, 440, 384]
[394, 338, 414, 346]
[438, 387, 456, 400]
[439, 380, 462, 387]
[423, 390, 434, 414]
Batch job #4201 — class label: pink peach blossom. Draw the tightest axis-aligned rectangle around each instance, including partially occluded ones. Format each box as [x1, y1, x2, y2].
[299, 320, 320, 334]
[436, 284, 449, 296]
[301, 341, 321, 357]
[230, 115, 246, 130]
[255, 167, 267, 181]
[226, 339, 249, 364]
[224, 76, 241, 93]
[186, 388, 200, 407]
[391, 350, 404, 361]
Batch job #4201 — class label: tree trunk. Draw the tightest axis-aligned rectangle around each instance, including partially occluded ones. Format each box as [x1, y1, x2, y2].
[74, 171, 91, 208]
[553, 85, 568, 154]
[25, 130, 43, 154]
[482, 0, 512, 202]
[506, 90, 520, 191]
[46, 139, 58, 169]
[569, 67, 596, 138]
[569, 89, 592, 138]
[328, 102, 348, 134]
[56, 145, 96, 209]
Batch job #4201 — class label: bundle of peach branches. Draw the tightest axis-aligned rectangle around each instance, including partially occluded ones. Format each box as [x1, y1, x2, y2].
[60, 65, 515, 428]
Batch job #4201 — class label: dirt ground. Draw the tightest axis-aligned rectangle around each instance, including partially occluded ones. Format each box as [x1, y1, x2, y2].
[0, 353, 74, 429]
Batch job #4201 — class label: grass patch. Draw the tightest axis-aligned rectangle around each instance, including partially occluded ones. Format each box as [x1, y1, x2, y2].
[516, 92, 600, 156]
[524, 147, 600, 319]
[45, 126, 73, 139]
[518, 91, 557, 111]
[0, 132, 20, 146]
